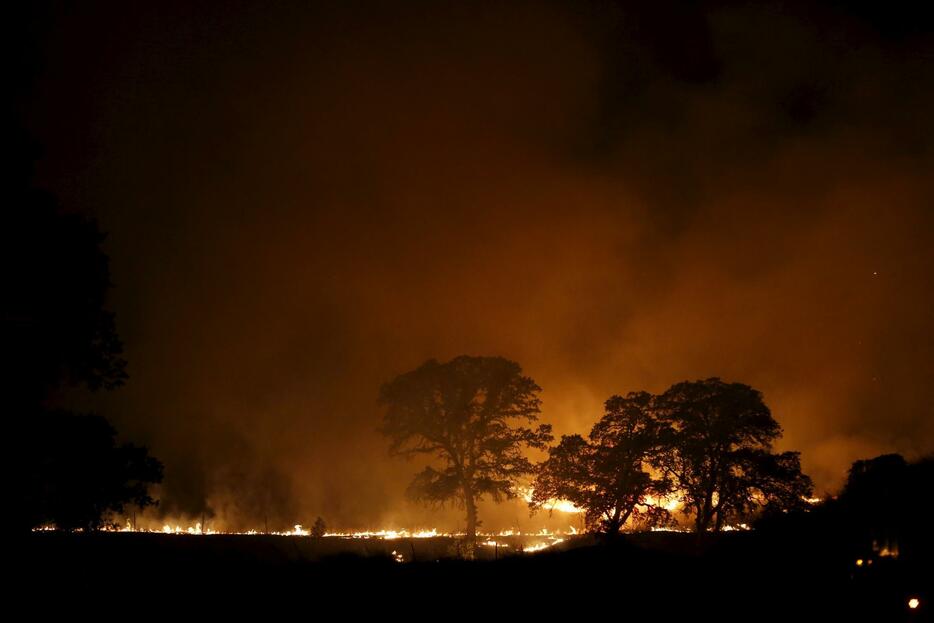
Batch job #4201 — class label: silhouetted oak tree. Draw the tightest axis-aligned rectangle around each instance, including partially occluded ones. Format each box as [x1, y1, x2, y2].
[3, 195, 127, 409]
[833, 453, 934, 556]
[6, 184, 156, 531]
[531, 392, 674, 535]
[379, 356, 552, 542]
[652, 378, 812, 532]
[311, 516, 327, 538]
[29, 411, 163, 530]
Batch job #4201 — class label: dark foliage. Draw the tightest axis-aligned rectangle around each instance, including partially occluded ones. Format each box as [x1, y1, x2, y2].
[2, 192, 127, 409]
[531, 392, 674, 534]
[652, 378, 813, 531]
[311, 516, 327, 538]
[3, 156, 160, 531]
[833, 454, 933, 561]
[26, 411, 163, 531]
[379, 355, 552, 541]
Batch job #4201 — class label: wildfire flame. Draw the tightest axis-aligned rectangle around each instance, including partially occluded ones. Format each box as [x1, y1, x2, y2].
[642, 495, 682, 512]
[323, 529, 440, 539]
[525, 539, 565, 553]
[37, 522, 576, 549]
[520, 487, 583, 514]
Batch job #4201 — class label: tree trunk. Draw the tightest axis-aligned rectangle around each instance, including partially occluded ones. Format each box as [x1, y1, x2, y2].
[697, 487, 715, 533]
[464, 484, 478, 544]
[606, 508, 622, 536]
[620, 507, 633, 527]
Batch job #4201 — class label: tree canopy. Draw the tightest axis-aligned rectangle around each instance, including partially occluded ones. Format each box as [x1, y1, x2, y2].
[834, 453, 933, 555]
[379, 355, 552, 541]
[6, 180, 158, 532]
[27, 411, 163, 531]
[652, 378, 812, 532]
[531, 392, 674, 535]
[311, 516, 327, 538]
[2, 194, 127, 409]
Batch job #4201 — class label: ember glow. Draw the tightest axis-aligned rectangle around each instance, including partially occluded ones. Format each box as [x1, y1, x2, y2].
[324, 529, 440, 540]
[161, 523, 218, 535]
[524, 539, 565, 553]
[35, 521, 575, 553]
[642, 495, 682, 513]
[520, 487, 584, 515]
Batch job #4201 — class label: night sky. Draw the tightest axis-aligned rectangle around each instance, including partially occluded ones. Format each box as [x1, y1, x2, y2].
[13, 1, 934, 530]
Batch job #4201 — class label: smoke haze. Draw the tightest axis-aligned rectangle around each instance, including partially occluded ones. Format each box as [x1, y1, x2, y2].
[19, 1, 934, 530]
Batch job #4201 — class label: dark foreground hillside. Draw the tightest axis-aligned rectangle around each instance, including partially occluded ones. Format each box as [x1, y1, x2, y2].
[14, 530, 930, 621]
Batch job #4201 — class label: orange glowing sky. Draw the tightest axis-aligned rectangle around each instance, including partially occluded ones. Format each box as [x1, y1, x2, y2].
[17, 1, 934, 530]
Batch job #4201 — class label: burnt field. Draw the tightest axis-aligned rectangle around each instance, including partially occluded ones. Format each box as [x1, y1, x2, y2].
[16, 530, 930, 620]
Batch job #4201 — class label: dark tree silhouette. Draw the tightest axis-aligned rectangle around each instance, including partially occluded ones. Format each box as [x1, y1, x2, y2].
[2, 194, 127, 409]
[28, 411, 162, 531]
[832, 453, 933, 560]
[531, 392, 674, 535]
[5, 161, 156, 532]
[843, 453, 910, 505]
[311, 516, 327, 538]
[652, 378, 812, 532]
[379, 356, 552, 543]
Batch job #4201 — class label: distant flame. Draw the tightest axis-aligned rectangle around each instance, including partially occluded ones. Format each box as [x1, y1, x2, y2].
[323, 529, 439, 539]
[642, 494, 682, 512]
[33, 518, 579, 560]
[38, 522, 576, 546]
[525, 539, 564, 553]
[520, 487, 583, 513]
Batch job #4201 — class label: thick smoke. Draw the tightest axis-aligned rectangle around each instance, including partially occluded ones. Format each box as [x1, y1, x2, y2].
[25, 1, 934, 530]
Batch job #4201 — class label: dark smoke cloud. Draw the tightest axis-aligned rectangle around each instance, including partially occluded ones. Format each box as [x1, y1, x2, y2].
[22, 1, 934, 529]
